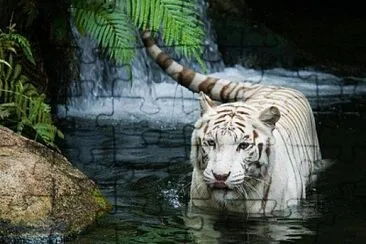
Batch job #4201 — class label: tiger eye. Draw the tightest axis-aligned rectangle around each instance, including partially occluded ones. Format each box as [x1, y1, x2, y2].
[237, 142, 250, 150]
[207, 140, 216, 147]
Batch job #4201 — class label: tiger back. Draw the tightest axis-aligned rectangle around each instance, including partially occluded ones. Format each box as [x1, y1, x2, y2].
[142, 31, 321, 213]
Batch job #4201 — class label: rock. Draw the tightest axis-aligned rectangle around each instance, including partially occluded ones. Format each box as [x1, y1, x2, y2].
[0, 126, 110, 241]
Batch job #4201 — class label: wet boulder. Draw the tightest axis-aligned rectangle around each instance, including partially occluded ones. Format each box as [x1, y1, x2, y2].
[0, 126, 109, 241]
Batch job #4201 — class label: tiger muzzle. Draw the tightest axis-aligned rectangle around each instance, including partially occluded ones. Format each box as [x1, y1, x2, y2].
[212, 171, 231, 189]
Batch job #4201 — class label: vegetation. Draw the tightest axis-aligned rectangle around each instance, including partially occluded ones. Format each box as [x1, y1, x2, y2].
[0, 0, 206, 148]
[72, 0, 205, 65]
[92, 188, 112, 218]
[0, 26, 63, 149]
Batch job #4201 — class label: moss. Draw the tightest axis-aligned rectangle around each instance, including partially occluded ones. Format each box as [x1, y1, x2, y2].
[91, 188, 112, 218]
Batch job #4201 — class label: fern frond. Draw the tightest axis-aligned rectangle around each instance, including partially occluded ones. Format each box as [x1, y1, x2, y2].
[1, 56, 25, 102]
[0, 103, 15, 119]
[0, 32, 17, 55]
[124, 0, 205, 65]
[0, 78, 62, 148]
[1, 28, 62, 149]
[0, 59, 62, 148]
[0, 31, 35, 64]
[2, 32, 35, 65]
[0, 59, 11, 68]
[34, 123, 64, 147]
[72, 2, 137, 64]
[71, 0, 205, 66]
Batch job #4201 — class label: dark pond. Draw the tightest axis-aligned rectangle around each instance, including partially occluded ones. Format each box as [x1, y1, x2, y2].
[55, 98, 366, 243]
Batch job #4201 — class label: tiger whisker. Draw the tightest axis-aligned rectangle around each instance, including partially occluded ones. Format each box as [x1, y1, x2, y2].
[243, 181, 262, 198]
[237, 185, 248, 199]
[243, 176, 269, 185]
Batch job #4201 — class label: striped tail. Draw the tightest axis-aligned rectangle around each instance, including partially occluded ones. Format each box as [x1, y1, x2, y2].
[142, 30, 322, 166]
[141, 30, 261, 102]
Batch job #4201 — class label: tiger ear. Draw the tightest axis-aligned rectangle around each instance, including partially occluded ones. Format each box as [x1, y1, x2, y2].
[199, 91, 216, 115]
[258, 106, 280, 128]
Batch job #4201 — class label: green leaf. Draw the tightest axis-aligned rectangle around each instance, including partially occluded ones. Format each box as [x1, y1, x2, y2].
[0, 103, 15, 119]
[0, 27, 62, 149]
[6, 32, 36, 65]
[124, 0, 205, 68]
[0, 59, 11, 68]
[72, 2, 137, 64]
[34, 123, 64, 149]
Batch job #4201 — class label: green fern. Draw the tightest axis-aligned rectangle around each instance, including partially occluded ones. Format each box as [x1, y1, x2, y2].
[0, 29, 63, 149]
[0, 71, 64, 148]
[72, 1, 137, 64]
[125, 0, 205, 67]
[0, 103, 14, 119]
[5, 32, 36, 65]
[0, 29, 35, 65]
[126, 0, 204, 48]
[0, 59, 11, 68]
[72, 0, 205, 66]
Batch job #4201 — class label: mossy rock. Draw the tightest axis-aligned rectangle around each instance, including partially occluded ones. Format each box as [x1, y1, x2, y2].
[0, 126, 111, 241]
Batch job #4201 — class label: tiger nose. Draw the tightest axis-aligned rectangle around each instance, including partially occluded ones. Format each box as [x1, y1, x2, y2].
[212, 171, 231, 181]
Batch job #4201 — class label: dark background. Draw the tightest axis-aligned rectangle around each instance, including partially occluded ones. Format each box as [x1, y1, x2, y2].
[249, 1, 365, 66]
[209, 0, 366, 74]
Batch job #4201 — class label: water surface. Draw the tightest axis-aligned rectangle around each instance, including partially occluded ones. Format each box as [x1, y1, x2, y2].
[58, 100, 366, 243]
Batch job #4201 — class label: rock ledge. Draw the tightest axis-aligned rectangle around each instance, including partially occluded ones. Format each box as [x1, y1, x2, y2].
[0, 126, 109, 240]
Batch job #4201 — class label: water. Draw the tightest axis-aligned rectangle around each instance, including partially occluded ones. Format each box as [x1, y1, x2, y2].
[59, 0, 224, 125]
[53, 1, 366, 241]
[55, 27, 366, 244]
[57, 99, 366, 243]
[58, 64, 366, 127]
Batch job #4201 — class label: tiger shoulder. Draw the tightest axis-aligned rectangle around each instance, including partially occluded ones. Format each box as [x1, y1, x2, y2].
[142, 30, 322, 213]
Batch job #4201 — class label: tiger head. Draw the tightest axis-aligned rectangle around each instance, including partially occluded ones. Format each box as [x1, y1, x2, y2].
[190, 92, 281, 207]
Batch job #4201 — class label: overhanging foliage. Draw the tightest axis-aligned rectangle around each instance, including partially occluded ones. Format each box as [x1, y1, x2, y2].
[72, 0, 205, 65]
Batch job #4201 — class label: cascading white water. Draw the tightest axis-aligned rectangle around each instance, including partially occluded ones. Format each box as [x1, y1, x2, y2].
[58, 0, 366, 125]
[58, 0, 225, 124]
[210, 66, 366, 110]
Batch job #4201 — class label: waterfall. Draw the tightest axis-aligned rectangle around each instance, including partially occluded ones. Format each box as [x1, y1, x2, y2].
[58, 1, 366, 124]
[57, 0, 224, 125]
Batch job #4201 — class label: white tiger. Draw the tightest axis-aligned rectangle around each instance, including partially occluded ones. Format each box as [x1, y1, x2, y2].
[142, 31, 322, 214]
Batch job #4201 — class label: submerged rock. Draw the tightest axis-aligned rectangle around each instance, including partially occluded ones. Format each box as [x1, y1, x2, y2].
[0, 126, 110, 241]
